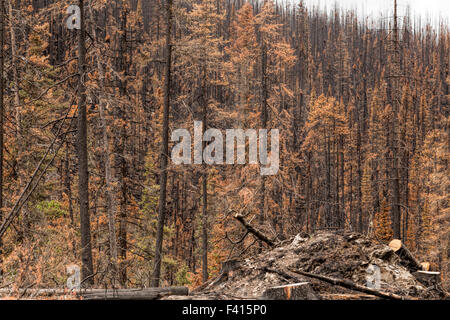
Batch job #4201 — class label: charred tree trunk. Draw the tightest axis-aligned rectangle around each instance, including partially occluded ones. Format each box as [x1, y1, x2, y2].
[119, 158, 128, 287]
[202, 76, 208, 283]
[77, 0, 94, 287]
[259, 40, 268, 251]
[389, 0, 402, 239]
[151, 0, 172, 287]
[0, 0, 4, 262]
[234, 214, 275, 247]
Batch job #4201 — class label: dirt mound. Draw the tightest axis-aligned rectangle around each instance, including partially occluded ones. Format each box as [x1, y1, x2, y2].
[174, 231, 446, 300]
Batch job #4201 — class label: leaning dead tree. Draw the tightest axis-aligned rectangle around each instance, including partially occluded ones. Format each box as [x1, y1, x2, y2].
[234, 214, 277, 247]
[0, 102, 77, 241]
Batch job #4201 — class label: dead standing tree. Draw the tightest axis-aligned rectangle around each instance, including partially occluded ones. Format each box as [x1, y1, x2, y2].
[77, 0, 94, 286]
[0, 0, 4, 265]
[151, 0, 173, 287]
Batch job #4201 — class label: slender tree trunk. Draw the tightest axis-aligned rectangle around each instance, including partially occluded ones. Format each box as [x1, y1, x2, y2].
[65, 143, 74, 225]
[335, 136, 340, 227]
[9, 0, 28, 240]
[390, 0, 401, 239]
[77, 0, 94, 287]
[339, 137, 345, 228]
[0, 0, 4, 262]
[201, 153, 208, 283]
[99, 100, 118, 275]
[356, 109, 363, 233]
[8, 0, 19, 132]
[119, 149, 127, 287]
[259, 41, 268, 249]
[326, 135, 331, 226]
[116, 5, 128, 288]
[65, 142, 76, 257]
[151, 0, 172, 287]
[201, 76, 208, 283]
[352, 73, 363, 233]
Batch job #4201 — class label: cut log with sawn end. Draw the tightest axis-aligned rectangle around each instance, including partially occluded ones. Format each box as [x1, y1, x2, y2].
[389, 239, 423, 272]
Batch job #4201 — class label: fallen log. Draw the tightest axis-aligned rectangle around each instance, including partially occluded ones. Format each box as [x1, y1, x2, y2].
[263, 282, 319, 300]
[286, 268, 407, 300]
[321, 293, 378, 300]
[82, 287, 189, 300]
[0, 288, 75, 297]
[234, 214, 275, 247]
[0, 287, 189, 300]
[389, 239, 423, 272]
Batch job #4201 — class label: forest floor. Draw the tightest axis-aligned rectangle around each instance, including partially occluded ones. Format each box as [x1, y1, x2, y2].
[166, 231, 447, 300]
[1, 231, 446, 300]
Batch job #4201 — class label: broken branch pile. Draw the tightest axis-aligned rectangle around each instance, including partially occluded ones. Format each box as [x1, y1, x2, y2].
[175, 231, 447, 300]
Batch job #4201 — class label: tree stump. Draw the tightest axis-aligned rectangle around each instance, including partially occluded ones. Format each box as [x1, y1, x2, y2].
[263, 282, 319, 300]
[413, 271, 441, 287]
